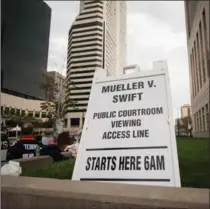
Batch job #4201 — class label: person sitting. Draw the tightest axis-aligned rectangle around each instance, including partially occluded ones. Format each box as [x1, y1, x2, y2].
[39, 144, 65, 162]
[36, 132, 66, 162]
[64, 138, 79, 158]
[7, 123, 38, 159]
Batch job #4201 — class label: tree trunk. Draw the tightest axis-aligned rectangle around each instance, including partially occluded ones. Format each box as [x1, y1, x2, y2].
[56, 118, 63, 134]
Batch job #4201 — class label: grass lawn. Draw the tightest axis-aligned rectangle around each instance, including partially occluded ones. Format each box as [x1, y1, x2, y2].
[21, 137, 210, 188]
[177, 137, 209, 188]
[22, 158, 76, 180]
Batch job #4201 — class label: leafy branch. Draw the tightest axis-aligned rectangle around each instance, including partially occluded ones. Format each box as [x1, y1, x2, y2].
[40, 60, 78, 132]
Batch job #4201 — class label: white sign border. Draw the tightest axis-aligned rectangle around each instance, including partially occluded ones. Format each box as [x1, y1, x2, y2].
[73, 65, 181, 187]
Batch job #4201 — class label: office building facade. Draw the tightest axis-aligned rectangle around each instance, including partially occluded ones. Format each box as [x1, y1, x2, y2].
[65, 0, 127, 132]
[1, 0, 51, 100]
[184, 1, 209, 138]
[180, 104, 192, 118]
[1, 92, 48, 121]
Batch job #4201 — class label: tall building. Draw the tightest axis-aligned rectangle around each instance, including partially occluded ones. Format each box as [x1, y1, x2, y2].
[180, 104, 192, 118]
[65, 0, 127, 132]
[184, 1, 209, 138]
[1, 0, 51, 100]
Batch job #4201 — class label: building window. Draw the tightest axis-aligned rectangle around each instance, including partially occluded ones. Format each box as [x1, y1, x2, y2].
[196, 33, 202, 88]
[199, 22, 206, 83]
[28, 111, 33, 117]
[35, 112, 40, 118]
[205, 104, 209, 131]
[198, 109, 202, 132]
[196, 112, 199, 132]
[192, 48, 197, 95]
[202, 9, 209, 77]
[41, 112, 47, 118]
[72, 21, 103, 30]
[85, 5, 103, 10]
[194, 113, 197, 132]
[202, 9, 207, 51]
[76, 15, 103, 21]
[21, 110, 25, 116]
[16, 109, 20, 116]
[71, 118, 80, 127]
[190, 53, 195, 97]
[11, 108, 15, 115]
[194, 42, 199, 93]
[201, 107, 205, 131]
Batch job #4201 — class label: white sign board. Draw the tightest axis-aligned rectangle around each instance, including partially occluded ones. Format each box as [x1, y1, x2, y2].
[73, 61, 181, 187]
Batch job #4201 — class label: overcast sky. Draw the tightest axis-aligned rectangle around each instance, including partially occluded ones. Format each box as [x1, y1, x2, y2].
[45, 1, 190, 118]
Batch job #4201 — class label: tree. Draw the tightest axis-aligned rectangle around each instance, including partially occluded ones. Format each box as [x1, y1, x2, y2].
[41, 72, 59, 101]
[4, 115, 42, 128]
[41, 118, 54, 128]
[40, 61, 77, 133]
